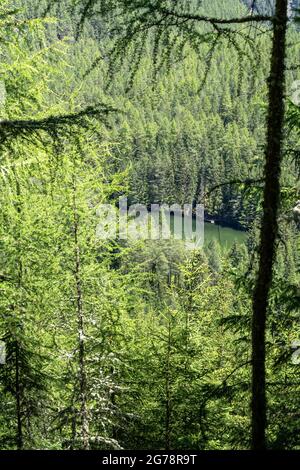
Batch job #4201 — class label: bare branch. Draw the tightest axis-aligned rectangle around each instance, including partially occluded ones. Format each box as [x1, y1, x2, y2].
[200, 178, 264, 202]
[156, 7, 273, 26]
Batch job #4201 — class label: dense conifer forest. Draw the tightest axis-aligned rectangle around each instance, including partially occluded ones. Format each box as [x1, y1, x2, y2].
[0, 0, 299, 452]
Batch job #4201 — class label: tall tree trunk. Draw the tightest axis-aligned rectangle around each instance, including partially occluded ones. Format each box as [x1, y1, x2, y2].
[15, 342, 22, 450]
[15, 175, 23, 450]
[72, 178, 90, 450]
[251, 0, 288, 450]
[165, 318, 172, 450]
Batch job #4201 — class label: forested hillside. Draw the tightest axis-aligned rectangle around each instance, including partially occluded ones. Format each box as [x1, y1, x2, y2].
[0, 0, 299, 451]
[17, 0, 300, 229]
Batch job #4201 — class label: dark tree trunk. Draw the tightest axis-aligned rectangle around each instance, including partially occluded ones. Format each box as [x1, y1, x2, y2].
[251, 0, 288, 450]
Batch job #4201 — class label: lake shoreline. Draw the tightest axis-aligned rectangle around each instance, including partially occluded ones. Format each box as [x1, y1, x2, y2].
[204, 213, 248, 232]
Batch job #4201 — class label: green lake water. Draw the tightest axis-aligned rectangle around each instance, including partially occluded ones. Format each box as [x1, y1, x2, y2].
[169, 214, 247, 249]
[203, 221, 247, 248]
[126, 212, 248, 250]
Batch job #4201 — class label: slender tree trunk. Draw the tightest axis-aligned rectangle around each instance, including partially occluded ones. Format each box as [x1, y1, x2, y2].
[110, 364, 118, 442]
[251, 0, 288, 450]
[15, 175, 23, 450]
[165, 318, 172, 450]
[15, 342, 22, 450]
[72, 179, 89, 450]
